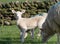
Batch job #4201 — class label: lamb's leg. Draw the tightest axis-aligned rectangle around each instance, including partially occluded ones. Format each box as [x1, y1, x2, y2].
[20, 29, 26, 43]
[57, 33, 60, 44]
[31, 29, 34, 39]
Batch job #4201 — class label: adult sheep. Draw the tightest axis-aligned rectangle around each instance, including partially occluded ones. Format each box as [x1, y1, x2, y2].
[41, 2, 60, 44]
[11, 9, 48, 42]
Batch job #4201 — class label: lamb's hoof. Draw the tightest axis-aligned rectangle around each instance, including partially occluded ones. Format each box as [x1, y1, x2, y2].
[20, 37, 24, 43]
[31, 37, 34, 40]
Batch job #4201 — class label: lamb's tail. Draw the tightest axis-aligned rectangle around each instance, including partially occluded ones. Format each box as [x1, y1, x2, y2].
[42, 13, 48, 18]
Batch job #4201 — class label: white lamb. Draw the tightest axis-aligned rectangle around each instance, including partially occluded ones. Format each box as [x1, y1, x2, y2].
[12, 9, 48, 42]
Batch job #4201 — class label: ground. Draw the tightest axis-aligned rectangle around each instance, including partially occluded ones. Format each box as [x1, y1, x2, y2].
[0, 0, 45, 3]
[0, 25, 57, 44]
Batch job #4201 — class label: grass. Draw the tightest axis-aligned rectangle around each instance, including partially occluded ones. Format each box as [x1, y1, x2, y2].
[0, 0, 25, 3]
[0, 0, 46, 3]
[0, 0, 35, 3]
[0, 25, 58, 44]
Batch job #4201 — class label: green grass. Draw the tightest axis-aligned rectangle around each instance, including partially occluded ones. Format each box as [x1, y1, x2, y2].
[0, 0, 25, 3]
[0, 25, 58, 44]
[0, 0, 46, 3]
[0, 0, 35, 3]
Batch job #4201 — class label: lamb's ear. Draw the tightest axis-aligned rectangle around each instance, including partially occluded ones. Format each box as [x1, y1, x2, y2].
[12, 10, 16, 13]
[21, 9, 26, 13]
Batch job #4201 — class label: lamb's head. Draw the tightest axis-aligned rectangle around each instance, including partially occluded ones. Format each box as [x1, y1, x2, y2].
[12, 9, 26, 19]
[12, 10, 25, 16]
[12, 9, 26, 15]
[12, 10, 21, 19]
[21, 9, 26, 13]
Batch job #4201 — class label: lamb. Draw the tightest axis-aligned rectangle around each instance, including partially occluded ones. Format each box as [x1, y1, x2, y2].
[41, 2, 60, 44]
[12, 9, 48, 42]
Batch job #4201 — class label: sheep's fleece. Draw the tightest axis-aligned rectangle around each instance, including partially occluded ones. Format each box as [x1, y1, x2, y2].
[41, 2, 60, 42]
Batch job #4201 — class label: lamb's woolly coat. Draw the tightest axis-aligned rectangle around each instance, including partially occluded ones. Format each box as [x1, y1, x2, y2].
[17, 14, 47, 30]
[41, 2, 60, 42]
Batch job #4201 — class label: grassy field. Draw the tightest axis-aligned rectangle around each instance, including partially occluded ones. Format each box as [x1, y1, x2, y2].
[0, 0, 36, 3]
[0, 0, 25, 3]
[0, 0, 46, 3]
[0, 25, 58, 44]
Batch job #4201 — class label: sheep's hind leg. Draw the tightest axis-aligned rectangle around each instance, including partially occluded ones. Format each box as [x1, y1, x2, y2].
[20, 29, 26, 43]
